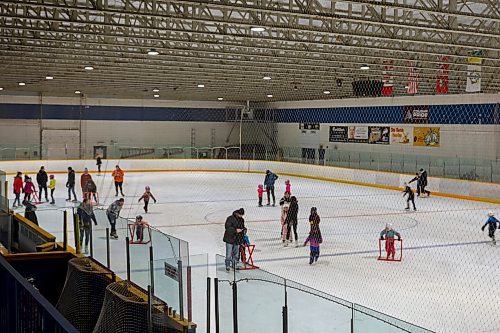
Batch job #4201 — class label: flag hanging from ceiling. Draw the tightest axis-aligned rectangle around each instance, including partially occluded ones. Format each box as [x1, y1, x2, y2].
[466, 50, 482, 92]
[381, 60, 394, 95]
[406, 62, 419, 94]
[436, 55, 449, 94]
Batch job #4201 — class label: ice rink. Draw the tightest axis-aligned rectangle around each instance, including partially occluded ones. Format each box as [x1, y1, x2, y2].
[13, 169, 500, 333]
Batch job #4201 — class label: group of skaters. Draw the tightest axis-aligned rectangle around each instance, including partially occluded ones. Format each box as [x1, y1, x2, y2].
[403, 168, 431, 211]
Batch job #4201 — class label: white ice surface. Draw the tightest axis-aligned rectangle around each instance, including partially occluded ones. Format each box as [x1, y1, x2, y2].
[13, 170, 500, 333]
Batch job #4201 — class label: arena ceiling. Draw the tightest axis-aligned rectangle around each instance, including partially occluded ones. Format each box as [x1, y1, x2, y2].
[0, 0, 499, 102]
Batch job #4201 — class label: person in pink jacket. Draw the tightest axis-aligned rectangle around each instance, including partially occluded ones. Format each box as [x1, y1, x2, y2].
[23, 177, 36, 202]
[285, 179, 291, 193]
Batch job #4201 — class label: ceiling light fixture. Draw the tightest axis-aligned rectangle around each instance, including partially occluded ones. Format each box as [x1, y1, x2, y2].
[323, 90, 331, 94]
[197, 84, 205, 88]
[152, 88, 160, 92]
[147, 49, 159, 56]
[74, 90, 81, 94]
[154, 94, 160, 98]
[267, 94, 273, 98]
[250, 27, 266, 32]
[84, 66, 94, 70]
[46, 75, 54, 80]
[0, 87, 3, 91]
[360, 64, 370, 70]
[18, 82, 26, 86]
[263, 76, 272, 80]
[217, 97, 224, 101]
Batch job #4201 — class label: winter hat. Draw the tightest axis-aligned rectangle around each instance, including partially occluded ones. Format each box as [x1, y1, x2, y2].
[136, 215, 143, 220]
[258, 184, 263, 188]
[310, 207, 317, 214]
[49, 175, 54, 179]
[145, 186, 151, 191]
[285, 179, 290, 184]
[488, 211, 494, 217]
[236, 208, 245, 216]
[266, 170, 270, 174]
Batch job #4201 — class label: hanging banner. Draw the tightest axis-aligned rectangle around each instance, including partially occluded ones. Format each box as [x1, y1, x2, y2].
[413, 127, 440, 147]
[390, 127, 412, 144]
[406, 62, 419, 94]
[329, 126, 348, 142]
[466, 55, 482, 93]
[436, 55, 449, 94]
[381, 59, 394, 95]
[403, 105, 429, 124]
[368, 127, 390, 144]
[347, 126, 369, 143]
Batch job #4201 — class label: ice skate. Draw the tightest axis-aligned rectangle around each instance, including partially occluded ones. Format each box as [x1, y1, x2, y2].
[284, 241, 288, 247]
[295, 240, 299, 247]
[266, 202, 270, 206]
[405, 207, 410, 210]
[50, 201, 55, 205]
[45, 198, 49, 202]
[66, 198, 71, 202]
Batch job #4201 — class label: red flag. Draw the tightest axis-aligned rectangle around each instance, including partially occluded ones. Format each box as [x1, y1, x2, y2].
[407, 62, 419, 95]
[436, 55, 449, 94]
[382, 60, 394, 95]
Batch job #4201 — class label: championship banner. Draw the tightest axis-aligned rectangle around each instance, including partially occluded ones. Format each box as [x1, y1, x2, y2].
[369, 127, 390, 144]
[466, 54, 482, 93]
[413, 127, 440, 147]
[436, 55, 449, 94]
[347, 126, 369, 143]
[390, 127, 412, 144]
[404, 105, 429, 124]
[406, 62, 419, 95]
[381, 60, 394, 96]
[329, 126, 348, 142]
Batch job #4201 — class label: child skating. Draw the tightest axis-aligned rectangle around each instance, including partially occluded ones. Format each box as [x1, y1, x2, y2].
[481, 211, 499, 245]
[257, 184, 266, 207]
[138, 186, 157, 213]
[49, 175, 56, 205]
[134, 215, 149, 243]
[403, 182, 416, 211]
[285, 179, 291, 193]
[281, 204, 290, 246]
[23, 177, 36, 202]
[304, 227, 322, 265]
[380, 223, 401, 260]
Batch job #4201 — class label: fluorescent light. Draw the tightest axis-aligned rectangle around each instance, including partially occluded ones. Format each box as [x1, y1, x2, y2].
[46, 75, 54, 80]
[147, 49, 159, 56]
[153, 94, 160, 98]
[152, 88, 160, 92]
[251, 27, 266, 32]
[18, 82, 26, 86]
[0, 87, 3, 91]
[267, 94, 273, 98]
[360, 64, 370, 70]
[74, 90, 81, 94]
[197, 84, 205, 88]
[323, 90, 331, 94]
[217, 97, 224, 101]
[263, 76, 272, 80]
[84, 66, 94, 70]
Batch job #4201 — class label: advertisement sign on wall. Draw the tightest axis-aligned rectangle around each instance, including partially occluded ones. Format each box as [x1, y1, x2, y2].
[329, 126, 348, 142]
[368, 127, 390, 144]
[413, 127, 440, 147]
[347, 126, 369, 143]
[404, 105, 429, 124]
[390, 127, 412, 144]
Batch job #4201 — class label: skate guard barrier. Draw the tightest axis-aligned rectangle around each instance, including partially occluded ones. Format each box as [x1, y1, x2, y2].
[378, 238, 403, 262]
[0, 159, 498, 204]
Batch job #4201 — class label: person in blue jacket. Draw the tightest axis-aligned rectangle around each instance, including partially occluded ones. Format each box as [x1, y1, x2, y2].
[264, 170, 278, 206]
[380, 223, 401, 260]
[481, 211, 499, 245]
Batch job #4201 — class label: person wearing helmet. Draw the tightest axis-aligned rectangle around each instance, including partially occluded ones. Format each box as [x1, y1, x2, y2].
[380, 223, 401, 260]
[138, 186, 157, 213]
[134, 215, 149, 243]
[481, 211, 499, 245]
[304, 207, 322, 264]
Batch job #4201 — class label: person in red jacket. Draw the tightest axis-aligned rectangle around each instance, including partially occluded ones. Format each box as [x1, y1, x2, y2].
[80, 168, 93, 199]
[12, 171, 23, 208]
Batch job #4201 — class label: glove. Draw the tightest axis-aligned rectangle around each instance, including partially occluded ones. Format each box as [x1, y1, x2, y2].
[481, 226, 485, 232]
[380, 237, 384, 240]
[154, 200, 157, 203]
[398, 237, 401, 241]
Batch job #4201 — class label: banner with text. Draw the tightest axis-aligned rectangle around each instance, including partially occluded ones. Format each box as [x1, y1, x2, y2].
[329, 126, 348, 142]
[368, 127, 390, 144]
[413, 127, 440, 147]
[390, 127, 413, 144]
[347, 126, 369, 143]
[404, 105, 429, 124]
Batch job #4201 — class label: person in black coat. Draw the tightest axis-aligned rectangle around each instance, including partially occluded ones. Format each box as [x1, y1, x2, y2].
[286, 196, 299, 245]
[419, 169, 431, 196]
[264, 170, 278, 206]
[223, 208, 246, 270]
[36, 166, 49, 202]
[23, 200, 38, 225]
[403, 183, 416, 211]
[66, 167, 77, 202]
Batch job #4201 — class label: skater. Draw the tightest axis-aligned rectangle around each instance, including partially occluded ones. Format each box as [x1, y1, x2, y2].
[96, 154, 102, 174]
[309, 206, 320, 227]
[83, 179, 98, 204]
[380, 223, 401, 260]
[80, 168, 92, 199]
[23, 177, 36, 202]
[408, 173, 422, 196]
[286, 196, 299, 246]
[112, 165, 125, 196]
[36, 166, 49, 202]
[419, 168, 431, 196]
[304, 226, 322, 265]
[223, 208, 246, 271]
[49, 175, 56, 205]
[77, 198, 93, 254]
[481, 211, 499, 245]
[23, 200, 38, 226]
[281, 204, 290, 245]
[79, 195, 98, 226]
[279, 191, 291, 208]
[138, 186, 157, 213]
[264, 169, 278, 206]
[285, 179, 291, 193]
[106, 198, 124, 239]
[134, 215, 149, 243]
[66, 167, 77, 202]
[12, 171, 23, 208]
[403, 182, 416, 211]
[257, 184, 266, 207]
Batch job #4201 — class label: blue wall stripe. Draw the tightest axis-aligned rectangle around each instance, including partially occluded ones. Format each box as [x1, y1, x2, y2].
[0, 103, 498, 124]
